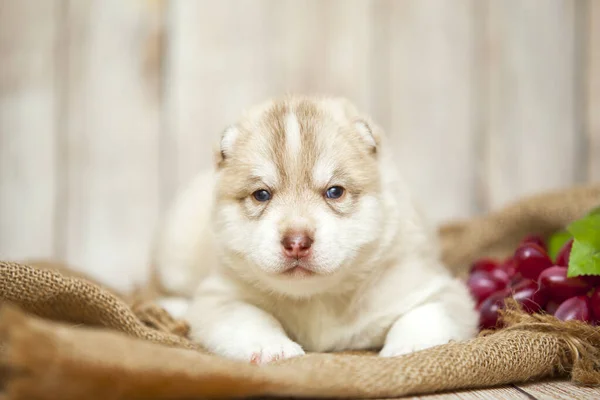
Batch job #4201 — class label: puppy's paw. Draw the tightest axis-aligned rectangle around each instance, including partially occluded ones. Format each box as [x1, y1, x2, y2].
[248, 340, 305, 365]
[221, 337, 305, 365]
[380, 300, 476, 358]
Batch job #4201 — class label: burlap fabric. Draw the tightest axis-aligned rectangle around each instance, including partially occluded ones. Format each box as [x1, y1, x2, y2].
[0, 184, 599, 399]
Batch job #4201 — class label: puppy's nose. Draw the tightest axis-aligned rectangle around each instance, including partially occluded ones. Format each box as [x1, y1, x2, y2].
[281, 232, 313, 259]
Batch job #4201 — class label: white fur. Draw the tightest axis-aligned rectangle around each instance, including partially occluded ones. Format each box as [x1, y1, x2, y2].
[152, 171, 217, 296]
[284, 112, 302, 156]
[312, 156, 335, 188]
[220, 126, 239, 157]
[354, 120, 377, 148]
[156, 296, 191, 319]
[153, 97, 478, 364]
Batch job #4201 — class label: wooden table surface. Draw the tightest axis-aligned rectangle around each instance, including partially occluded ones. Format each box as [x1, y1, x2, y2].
[410, 381, 600, 399]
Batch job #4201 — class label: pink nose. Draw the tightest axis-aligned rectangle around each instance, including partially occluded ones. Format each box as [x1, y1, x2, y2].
[281, 232, 313, 259]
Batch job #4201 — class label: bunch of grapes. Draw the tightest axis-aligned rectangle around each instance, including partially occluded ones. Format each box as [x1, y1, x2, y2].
[467, 235, 600, 329]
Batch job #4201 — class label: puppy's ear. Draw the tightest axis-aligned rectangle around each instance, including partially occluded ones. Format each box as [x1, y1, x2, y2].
[332, 97, 380, 154]
[214, 125, 240, 168]
[353, 119, 380, 154]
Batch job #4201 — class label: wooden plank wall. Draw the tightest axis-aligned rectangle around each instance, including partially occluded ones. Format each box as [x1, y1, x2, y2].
[588, 0, 600, 182]
[486, 0, 582, 209]
[0, 1, 60, 262]
[1, 0, 598, 289]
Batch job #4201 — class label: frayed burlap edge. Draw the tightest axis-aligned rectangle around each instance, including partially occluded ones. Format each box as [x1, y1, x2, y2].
[492, 300, 600, 385]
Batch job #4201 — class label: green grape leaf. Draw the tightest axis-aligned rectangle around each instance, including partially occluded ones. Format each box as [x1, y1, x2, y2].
[566, 205, 600, 277]
[548, 230, 572, 262]
[567, 239, 600, 277]
[566, 214, 600, 249]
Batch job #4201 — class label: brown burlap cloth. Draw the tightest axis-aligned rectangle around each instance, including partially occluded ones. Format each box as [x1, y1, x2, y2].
[1, 184, 600, 399]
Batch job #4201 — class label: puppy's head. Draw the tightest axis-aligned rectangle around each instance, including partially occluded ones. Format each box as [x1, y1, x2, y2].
[213, 97, 387, 297]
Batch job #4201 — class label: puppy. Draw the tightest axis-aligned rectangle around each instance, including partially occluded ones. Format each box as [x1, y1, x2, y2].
[153, 96, 478, 363]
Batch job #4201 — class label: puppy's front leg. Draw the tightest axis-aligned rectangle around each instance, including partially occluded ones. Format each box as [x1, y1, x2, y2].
[379, 301, 470, 357]
[187, 278, 304, 364]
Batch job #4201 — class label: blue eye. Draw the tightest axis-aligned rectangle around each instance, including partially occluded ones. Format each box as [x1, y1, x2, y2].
[252, 189, 271, 202]
[325, 186, 345, 199]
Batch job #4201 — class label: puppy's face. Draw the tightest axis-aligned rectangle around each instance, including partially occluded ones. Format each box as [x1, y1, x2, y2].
[213, 97, 385, 297]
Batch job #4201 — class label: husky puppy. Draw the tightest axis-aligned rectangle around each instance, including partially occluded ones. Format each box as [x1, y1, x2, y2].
[153, 96, 478, 364]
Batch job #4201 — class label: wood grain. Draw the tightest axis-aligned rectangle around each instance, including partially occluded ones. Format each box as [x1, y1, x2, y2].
[587, 0, 600, 182]
[61, 0, 162, 291]
[485, 0, 581, 210]
[517, 380, 600, 399]
[270, 0, 371, 110]
[411, 385, 529, 399]
[0, 0, 60, 261]
[388, 0, 480, 223]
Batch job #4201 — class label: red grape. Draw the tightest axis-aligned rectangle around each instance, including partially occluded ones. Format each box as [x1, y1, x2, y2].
[470, 258, 499, 274]
[521, 235, 547, 251]
[468, 232, 598, 331]
[555, 239, 574, 267]
[554, 296, 591, 322]
[590, 288, 600, 321]
[510, 279, 548, 313]
[479, 290, 509, 329]
[513, 243, 553, 280]
[538, 266, 591, 301]
[467, 271, 505, 304]
[488, 268, 510, 287]
[499, 257, 517, 277]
